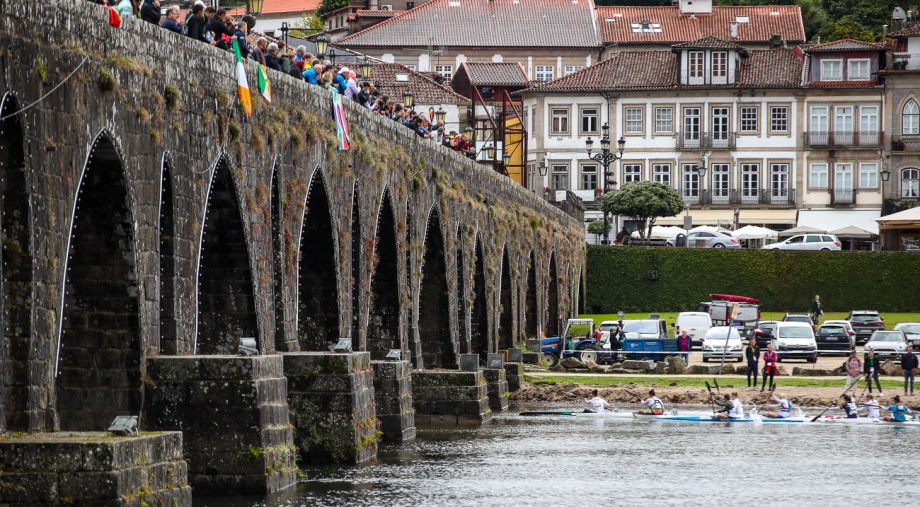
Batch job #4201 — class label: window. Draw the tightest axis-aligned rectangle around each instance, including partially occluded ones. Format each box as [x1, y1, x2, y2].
[625, 107, 643, 133]
[683, 107, 701, 146]
[712, 107, 729, 146]
[631, 21, 662, 32]
[711, 164, 730, 202]
[770, 106, 788, 132]
[624, 164, 642, 183]
[564, 65, 584, 76]
[655, 107, 672, 132]
[741, 163, 760, 202]
[848, 59, 869, 80]
[821, 59, 842, 81]
[770, 163, 789, 201]
[712, 51, 727, 84]
[551, 107, 569, 134]
[404, 64, 416, 70]
[835, 106, 854, 144]
[741, 106, 758, 132]
[535, 65, 554, 81]
[859, 163, 878, 188]
[903, 100, 919, 135]
[860, 106, 878, 133]
[689, 51, 704, 84]
[902, 168, 920, 198]
[580, 107, 599, 134]
[653, 164, 671, 186]
[681, 164, 701, 200]
[551, 164, 568, 191]
[810, 106, 828, 133]
[522, 108, 528, 136]
[810, 163, 828, 188]
[580, 164, 598, 191]
[435, 65, 453, 79]
[835, 163, 853, 191]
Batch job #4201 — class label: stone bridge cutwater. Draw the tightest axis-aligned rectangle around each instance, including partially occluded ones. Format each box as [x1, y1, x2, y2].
[0, 0, 583, 502]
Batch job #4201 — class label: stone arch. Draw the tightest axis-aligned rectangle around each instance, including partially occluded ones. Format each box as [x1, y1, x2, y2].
[470, 234, 488, 361]
[350, 182, 361, 350]
[0, 93, 32, 431]
[269, 161, 285, 350]
[57, 130, 140, 431]
[196, 157, 259, 354]
[158, 153, 178, 354]
[455, 225, 468, 354]
[418, 206, 453, 368]
[545, 251, 559, 337]
[298, 168, 339, 351]
[524, 250, 538, 339]
[367, 188, 400, 359]
[497, 246, 514, 350]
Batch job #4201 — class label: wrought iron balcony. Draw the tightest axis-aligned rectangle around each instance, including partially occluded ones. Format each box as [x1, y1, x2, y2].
[893, 52, 920, 70]
[830, 189, 856, 206]
[681, 188, 796, 205]
[676, 132, 737, 149]
[805, 131, 884, 148]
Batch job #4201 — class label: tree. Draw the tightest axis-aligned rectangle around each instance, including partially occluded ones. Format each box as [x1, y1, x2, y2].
[601, 181, 683, 240]
[290, 12, 326, 38]
[817, 15, 876, 42]
[587, 220, 606, 236]
[316, 0, 349, 17]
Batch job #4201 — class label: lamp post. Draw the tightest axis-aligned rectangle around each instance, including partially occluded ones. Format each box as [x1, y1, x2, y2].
[315, 32, 329, 60]
[246, 0, 264, 16]
[585, 123, 626, 245]
[402, 90, 414, 109]
[435, 106, 446, 125]
[328, 49, 337, 65]
[279, 22, 289, 46]
[881, 159, 891, 201]
[359, 55, 373, 80]
[695, 153, 708, 203]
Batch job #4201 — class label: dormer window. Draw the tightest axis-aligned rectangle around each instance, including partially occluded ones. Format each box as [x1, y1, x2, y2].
[712, 51, 727, 84]
[821, 59, 842, 81]
[675, 37, 745, 86]
[631, 21, 661, 33]
[848, 59, 869, 80]
[689, 51, 704, 84]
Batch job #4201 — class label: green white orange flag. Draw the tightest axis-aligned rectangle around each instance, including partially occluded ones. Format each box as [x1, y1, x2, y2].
[232, 39, 252, 117]
[258, 63, 272, 102]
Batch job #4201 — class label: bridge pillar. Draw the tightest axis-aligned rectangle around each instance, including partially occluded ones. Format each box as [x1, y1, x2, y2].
[143, 356, 297, 495]
[371, 360, 416, 442]
[412, 371, 492, 426]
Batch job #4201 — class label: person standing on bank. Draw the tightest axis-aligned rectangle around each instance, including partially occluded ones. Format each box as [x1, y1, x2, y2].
[901, 346, 918, 396]
[864, 348, 883, 396]
[745, 341, 759, 390]
[677, 329, 691, 364]
[844, 350, 862, 394]
[762, 343, 778, 392]
[811, 295, 824, 326]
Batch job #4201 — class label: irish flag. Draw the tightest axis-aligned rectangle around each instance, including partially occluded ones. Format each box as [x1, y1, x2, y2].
[232, 39, 252, 117]
[258, 64, 271, 102]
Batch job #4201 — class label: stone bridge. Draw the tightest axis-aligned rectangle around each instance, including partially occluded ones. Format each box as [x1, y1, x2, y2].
[0, 0, 584, 435]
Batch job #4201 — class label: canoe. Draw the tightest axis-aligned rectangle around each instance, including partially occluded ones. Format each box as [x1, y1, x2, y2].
[808, 416, 920, 426]
[518, 409, 709, 419]
[710, 294, 760, 303]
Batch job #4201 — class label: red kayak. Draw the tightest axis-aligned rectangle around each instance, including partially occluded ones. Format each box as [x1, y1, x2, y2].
[710, 294, 759, 303]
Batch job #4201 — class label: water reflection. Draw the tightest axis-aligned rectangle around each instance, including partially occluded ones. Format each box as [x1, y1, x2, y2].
[197, 404, 919, 507]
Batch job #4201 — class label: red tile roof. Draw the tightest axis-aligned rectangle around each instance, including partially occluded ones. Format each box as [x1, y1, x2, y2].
[888, 24, 920, 37]
[673, 36, 746, 50]
[596, 5, 805, 45]
[457, 62, 530, 86]
[370, 63, 470, 104]
[521, 48, 803, 92]
[226, 0, 322, 16]
[356, 9, 404, 18]
[338, 0, 600, 48]
[802, 38, 885, 52]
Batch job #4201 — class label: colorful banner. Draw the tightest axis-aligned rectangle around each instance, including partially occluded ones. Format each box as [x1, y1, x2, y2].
[232, 39, 251, 117]
[331, 91, 350, 151]
[258, 63, 271, 103]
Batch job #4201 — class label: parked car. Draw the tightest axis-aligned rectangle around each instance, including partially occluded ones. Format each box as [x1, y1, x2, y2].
[822, 319, 858, 339]
[666, 231, 741, 249]
[864, 330, 909, 360]
[846, 311, 885, 344]
[674, 311, 713, 347]
[893, 322, 920, 349]
[783, 312, 815, 331]
[752, 320, 779, 348]
[701, 326, 743, 362]
[620, 319, 669, 339]
[772, 322, 818, 363]
[761, 234, 841, 251]
[814, 324, 855, 355]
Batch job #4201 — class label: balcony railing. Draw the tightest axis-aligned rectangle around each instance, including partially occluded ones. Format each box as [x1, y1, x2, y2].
[831, 189, 856, 205]
[893, 52, 920, 70]
[805, 131, 884, 148]
[682, 188, 796, 205]
[676, 132, 737, 149]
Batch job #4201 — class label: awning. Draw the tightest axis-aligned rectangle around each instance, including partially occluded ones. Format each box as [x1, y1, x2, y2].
[779, 225, 825, 238]
[829, 226, 877, 239]
[738, 209, 797, 225]
[876, 206, 920, 229]
[654, 209, 735, 226]
[798, 208, 881, 234]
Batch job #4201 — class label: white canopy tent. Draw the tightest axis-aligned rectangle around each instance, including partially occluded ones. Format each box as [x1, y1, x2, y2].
[798, 209, 881, 234]
[688, 225, 732, 234]
[631, 226, 686, 239]
[876, 206, 920, 229]
[731, 225, 778, 240]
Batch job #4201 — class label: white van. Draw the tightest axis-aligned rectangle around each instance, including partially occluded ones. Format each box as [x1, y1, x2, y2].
[675, 312, 713, 346]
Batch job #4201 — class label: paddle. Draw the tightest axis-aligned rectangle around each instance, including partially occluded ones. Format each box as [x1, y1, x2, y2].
[705, 381, 717, 414]
[713, 378, 721, 395]
[810, 375, 861, 422]
[520, 411, 578, 416]
[623, 387, 643, 402]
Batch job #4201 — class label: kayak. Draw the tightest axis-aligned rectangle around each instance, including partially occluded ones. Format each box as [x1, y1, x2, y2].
[710, 294, 759, 303]
[809, 416, 920, 426]
[519, 409, 709, 419]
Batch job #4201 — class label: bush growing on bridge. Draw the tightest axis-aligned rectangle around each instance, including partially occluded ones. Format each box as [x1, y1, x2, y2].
[586, 246, 920, 313]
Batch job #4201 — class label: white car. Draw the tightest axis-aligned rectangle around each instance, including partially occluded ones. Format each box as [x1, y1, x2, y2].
[865, 330, 909, 360]
[762, 234, 841, 251]
[702, 326, 743, 362]
[773, 321, 818, 363]
[675, 311, 713, 347]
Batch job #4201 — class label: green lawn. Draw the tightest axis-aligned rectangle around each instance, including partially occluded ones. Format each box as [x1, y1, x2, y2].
[525, 374, 906, 389]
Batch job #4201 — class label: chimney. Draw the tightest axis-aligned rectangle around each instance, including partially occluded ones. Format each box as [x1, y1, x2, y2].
[893, 6, 906, 31]
[883, 24, 889, 40]
[770, 33, 782, 48]
[730, 21, 739, 38]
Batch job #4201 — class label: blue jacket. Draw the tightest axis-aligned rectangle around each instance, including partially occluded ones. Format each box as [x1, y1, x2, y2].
[162, 18, 183, 34]
[303, 67, 318, 85]
[334, 74, 347, 94]
[234, 29, 250, 58]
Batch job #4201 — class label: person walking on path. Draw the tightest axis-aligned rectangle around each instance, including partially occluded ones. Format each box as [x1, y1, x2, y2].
[745, 342, 759, 390]
[844, 350, 862, 394]
[761, 343, 778, 392]
[583, 389, 610, 414]
[863, 348, 883, 395]
[677, 330, 691, 364]
[811, 295, 824, 326]
[901, 346, 918, 395]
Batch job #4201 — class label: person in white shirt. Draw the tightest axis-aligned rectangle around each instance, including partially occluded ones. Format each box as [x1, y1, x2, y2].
[637, 389, 664, 415]
[584, 389, 610, 413]
[859, 393, 881, 418]
[713, 392, 745, 419]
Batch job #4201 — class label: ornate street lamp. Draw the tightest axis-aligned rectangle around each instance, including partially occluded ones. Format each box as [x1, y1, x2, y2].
[359, 55, 373, 79]
[279, 22, 289, 46]
[314, 32, 329, 59]
[585, 122, 626, 245]
[464, 126, 474, 143]
[435, 107, 446, 124]
[327, 49, 337, 65]
[246, 0, 263, 16]
[538, 157, 548, 176]
[484, 142, 496, 160]
[503, 151, 511, 168]
[402, 90, 414, 109]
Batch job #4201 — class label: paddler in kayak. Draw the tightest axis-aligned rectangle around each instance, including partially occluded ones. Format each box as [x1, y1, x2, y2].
[763, 392, 793, 418]
[859, 393, 881, 418]
[711, 393, 744, 419]
[637, 389, 664, 415]
[584, 389, 610, 413]
[882, 395, 913, 422]
[830, 394, 859, 419]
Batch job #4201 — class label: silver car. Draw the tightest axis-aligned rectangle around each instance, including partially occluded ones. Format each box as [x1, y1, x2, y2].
[893, 322, 920, 349]
[762, 234, 841, 251]
[702, 326, 744, 362]
[865, 330, 909, 359]
[666, 231, 741, 249]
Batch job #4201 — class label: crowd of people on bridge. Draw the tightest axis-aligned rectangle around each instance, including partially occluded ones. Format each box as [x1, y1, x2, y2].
[85, 0, 482, 158]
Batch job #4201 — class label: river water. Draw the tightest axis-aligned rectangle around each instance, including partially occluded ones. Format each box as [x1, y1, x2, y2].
[198, 403, 919, 507]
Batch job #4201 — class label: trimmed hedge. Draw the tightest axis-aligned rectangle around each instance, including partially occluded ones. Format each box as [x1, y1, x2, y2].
[586, 246, 920, 313]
